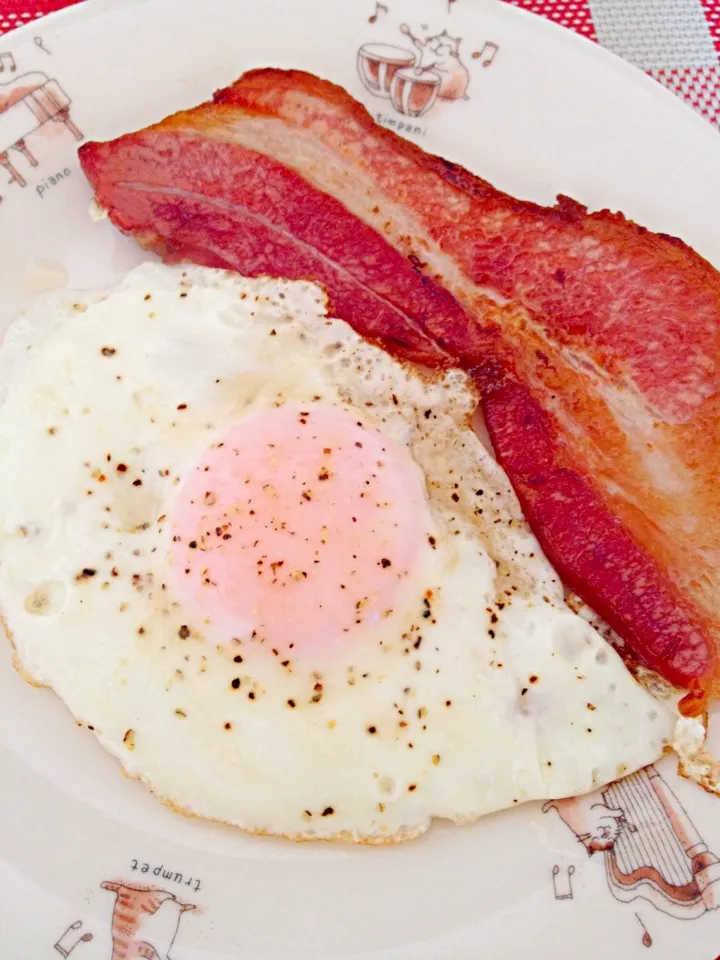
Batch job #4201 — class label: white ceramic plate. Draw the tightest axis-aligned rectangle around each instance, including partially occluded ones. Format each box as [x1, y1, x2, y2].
[1, 1, 720, 957]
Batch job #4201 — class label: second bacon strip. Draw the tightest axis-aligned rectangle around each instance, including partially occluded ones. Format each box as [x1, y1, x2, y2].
[79, 68, 720, 699]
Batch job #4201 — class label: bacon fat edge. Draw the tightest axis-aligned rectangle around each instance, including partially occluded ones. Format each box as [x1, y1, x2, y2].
[78, 68, 720, 704]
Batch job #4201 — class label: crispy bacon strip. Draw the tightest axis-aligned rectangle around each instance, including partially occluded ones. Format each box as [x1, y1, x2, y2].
[78, 69, 720, 699]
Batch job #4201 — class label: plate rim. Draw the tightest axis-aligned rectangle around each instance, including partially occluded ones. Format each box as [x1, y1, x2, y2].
[1, 3, 720, 959]
[4, 0, 718, 157]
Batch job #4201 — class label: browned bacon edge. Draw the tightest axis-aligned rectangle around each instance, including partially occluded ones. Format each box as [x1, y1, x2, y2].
[78, 69, 720, 707]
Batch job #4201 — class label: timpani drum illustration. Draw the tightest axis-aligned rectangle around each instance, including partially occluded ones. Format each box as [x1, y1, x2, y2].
[390, 66, 441, 118]
[357, 43, 415, 99]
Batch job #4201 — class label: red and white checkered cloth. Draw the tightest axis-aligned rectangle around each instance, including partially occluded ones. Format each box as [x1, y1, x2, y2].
[508, 0, 720, 127]
[0, 0, 718, 128]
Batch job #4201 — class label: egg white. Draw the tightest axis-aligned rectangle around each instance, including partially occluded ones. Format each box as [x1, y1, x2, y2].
[0, 264, 674, 841]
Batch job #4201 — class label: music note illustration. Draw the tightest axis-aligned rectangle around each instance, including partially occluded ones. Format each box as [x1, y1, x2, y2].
[472, 41, 499, 67]
[0, 52, 16, 74]
[552, 864, 575, 900]
[635, 914, 652, 948]
[368, 2, 388, 24]
[53, 921, 93, 957]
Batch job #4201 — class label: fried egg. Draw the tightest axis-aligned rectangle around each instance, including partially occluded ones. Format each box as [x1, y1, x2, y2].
[0, 264, 674, 842]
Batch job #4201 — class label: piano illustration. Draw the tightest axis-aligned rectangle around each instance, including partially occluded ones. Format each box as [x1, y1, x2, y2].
[0, 70, 82, 198]
[544, 765, 720, 919]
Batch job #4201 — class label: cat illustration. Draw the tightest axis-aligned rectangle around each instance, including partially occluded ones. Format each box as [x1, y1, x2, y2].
[542, 795, 634, 854]
[399, 24, 470, 100]
[101, 882, 195, 960]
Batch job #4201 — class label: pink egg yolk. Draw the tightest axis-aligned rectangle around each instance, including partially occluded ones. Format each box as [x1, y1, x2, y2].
[170, 405, 427, 653]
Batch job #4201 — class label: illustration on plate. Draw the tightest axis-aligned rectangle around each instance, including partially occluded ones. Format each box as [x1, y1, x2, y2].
[551, 863, 575, 900]
[0, 69, 82, 198]
[33, 36, 52, 56]
[102, 881, 196, 960]
[54, 880, 196, 960]
[368, 3, 388, 25]
[635, 913, 653, 948]
[54, 920, 93, 957]
[0, 51, 16, 74]
[357, 14, 498, 120]
[544, 764, 720, 919]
